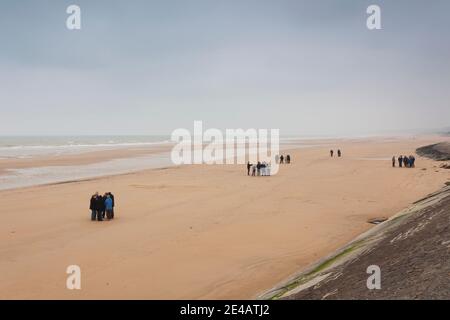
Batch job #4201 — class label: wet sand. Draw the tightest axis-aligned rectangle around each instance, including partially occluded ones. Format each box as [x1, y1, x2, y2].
[0, 144, 171, 174]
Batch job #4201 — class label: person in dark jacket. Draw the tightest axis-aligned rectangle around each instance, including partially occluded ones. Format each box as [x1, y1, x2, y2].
[410, 155, 416, 168]
[286, 155, 291, 164]
[398, 155, 403, 168]
[330, 150, 334, 157]
[102, 194, 107, 219]
[95, 194, 105, 221]
[279, 155, 284, 164]
[108, 192, 115, 219]
[101, 193, 108, 219]
[403, 156, 409, 168]
[392, 156, 396, 167]
[247, 162, 252, 176]
[337, 149, 342, 157]
[90, 193, 98, 221]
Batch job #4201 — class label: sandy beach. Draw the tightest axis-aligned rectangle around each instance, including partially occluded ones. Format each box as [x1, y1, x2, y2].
[0, 136, 449, 299]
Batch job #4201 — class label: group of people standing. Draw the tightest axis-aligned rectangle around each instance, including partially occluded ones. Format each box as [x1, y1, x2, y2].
[247, 161, 271, 176]
[246, 154, 292, 176]
[89, 192, 115, 221]
[392, 155, 416, 168]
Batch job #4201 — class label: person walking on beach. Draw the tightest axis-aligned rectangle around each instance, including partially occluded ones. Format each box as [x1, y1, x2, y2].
[280, 155, 284, 164]
[330, 150, 334, 157]
[398, 155, 403, 168]
[247, 161, 252, 176]
[256, 161, 261, 176]
[105, 195, 114, 220]
[286, 155, 291, 164]
[337, 149, 342, 157]
[90, 193, 98, 221]
[251, 164, 256, 176]
[392, 156, 396, 167]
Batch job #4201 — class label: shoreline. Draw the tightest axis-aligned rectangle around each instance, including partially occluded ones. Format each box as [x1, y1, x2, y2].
[0, 160, 174, 192]
[0, 135, 442, 191]
[0, 147, 173, 191]
[0, 138, 324, 191]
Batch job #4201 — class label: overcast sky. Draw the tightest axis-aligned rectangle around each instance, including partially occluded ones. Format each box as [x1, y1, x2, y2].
[0, 0, 449, 136]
